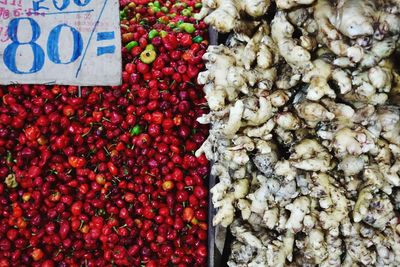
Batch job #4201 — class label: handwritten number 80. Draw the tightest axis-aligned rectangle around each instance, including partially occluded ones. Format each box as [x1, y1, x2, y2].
[3, 18, 83, 74]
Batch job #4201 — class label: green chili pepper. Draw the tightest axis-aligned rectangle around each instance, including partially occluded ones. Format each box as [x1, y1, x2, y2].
[159, 30, 168, 37]
[97, 209, 106, 216]
[153, 1, 161, 8]
[119, 10, 127, 19]
[6, 151, 12, 164]
[125, 41, 138, 52]
[158, 16, 170, 24]
[181, 8, 191, 16]
[161, 6, 168, 13]
[178, 23, 196, 34]
[140, 49, 157, 64]
[148, 29, 159, 40]
[195, 3, 202, 9]
[151, 6, 161, 12]
[145, 44, 155, 51]
[130, 125, 142, 136]
[192, 36, 203, 43]
[173, 2, 186, 8]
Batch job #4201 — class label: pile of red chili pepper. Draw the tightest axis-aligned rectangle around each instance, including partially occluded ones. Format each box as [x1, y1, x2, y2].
[0, 0, 209, 266]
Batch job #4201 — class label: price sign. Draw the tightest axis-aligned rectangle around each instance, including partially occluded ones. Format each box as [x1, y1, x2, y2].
[0, 0, 122, 85]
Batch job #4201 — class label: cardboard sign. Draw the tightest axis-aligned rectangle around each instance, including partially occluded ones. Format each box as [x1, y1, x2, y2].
[0, 0, 122, 85]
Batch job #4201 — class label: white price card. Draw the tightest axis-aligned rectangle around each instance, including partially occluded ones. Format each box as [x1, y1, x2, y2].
[0, 0, 122, 85]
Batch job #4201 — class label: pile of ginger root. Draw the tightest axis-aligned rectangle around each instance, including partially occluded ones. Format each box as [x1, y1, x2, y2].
[195, 0, 400, 266]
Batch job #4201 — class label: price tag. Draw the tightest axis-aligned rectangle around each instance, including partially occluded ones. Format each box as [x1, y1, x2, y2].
[0, 0, 122, 85]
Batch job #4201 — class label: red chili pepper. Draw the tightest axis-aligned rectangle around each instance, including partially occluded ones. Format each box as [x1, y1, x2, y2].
[24, 126, 40, 141]
[182, 207, 194, 222]
[131, 46, 143, 56]
[150, 111, 163, 124]
[162, 66, 174, 76]
[143, 208, 155, 219]
[180, 33, 193, 47]
[27, 165, 41, 178]
[107, 162, 118, 176]
[71, 201, 82, 216]
[59, 219, 70, 240]
[68, 156, 86, 169]
[31, 248, 44, 261]
[187, 64, 199, 78]
[162, 180, 174, 191]
[196, 244, 207, 258]
[48, 191, 61, 202]
[39, 146, 51, 167]
[12, 203, 23, 218]
[162, 34, 178, 50]
[152, 57, 165, 70]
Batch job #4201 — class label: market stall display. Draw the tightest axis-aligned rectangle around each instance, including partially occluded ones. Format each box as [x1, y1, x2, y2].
[2, 0, 400, 266]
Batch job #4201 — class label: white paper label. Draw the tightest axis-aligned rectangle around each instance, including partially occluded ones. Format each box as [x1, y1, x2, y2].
[0, 0, 122, 85]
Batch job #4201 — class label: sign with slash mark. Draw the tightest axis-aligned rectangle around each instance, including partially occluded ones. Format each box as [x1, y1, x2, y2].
[0, 0, 122, 86]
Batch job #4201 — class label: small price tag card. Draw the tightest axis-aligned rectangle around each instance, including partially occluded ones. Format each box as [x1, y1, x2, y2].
[0, 0, 122, 85]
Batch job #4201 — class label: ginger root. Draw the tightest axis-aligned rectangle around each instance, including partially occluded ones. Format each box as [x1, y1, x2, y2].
[194, 0, 271, 32]
[197, 1, 400, 265]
